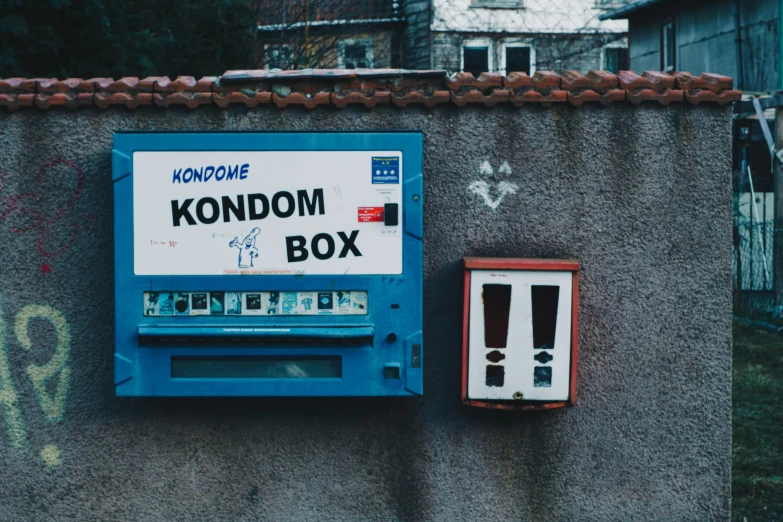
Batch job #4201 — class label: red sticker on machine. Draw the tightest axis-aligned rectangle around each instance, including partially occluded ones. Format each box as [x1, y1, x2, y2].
[358, 207, 384, 222]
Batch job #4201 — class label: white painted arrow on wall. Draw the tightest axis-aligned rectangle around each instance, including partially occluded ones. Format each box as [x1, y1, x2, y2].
[469, 161, 519, 210]
[468, 180, 519, 210]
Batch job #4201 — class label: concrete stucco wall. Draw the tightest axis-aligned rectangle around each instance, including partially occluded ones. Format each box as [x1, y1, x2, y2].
[0, 103, 732, 520]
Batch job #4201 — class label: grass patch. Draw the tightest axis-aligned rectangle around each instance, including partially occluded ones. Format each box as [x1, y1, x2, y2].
[733, 322, 783, 521]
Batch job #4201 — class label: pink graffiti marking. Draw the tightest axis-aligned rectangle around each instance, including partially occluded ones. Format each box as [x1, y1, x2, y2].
[35, 160, 85, 258]
[0, 160, 92, 264]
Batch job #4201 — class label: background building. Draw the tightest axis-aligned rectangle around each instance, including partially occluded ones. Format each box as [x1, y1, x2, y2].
[254, 1, 631, 73]
[254, 0, 426, 70]
[600, 0, 780, 90]
[431, 0, 629, 75]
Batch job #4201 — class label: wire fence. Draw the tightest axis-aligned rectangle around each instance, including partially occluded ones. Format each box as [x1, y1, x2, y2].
[734, 215, 774, 292]
[733, 178, 776, 316]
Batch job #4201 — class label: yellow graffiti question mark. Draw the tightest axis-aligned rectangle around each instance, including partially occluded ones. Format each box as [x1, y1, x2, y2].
[0, 296, 27, 453]
[15, 305, 71, 422]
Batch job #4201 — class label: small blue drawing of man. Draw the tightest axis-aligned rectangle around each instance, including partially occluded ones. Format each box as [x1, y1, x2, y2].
[229, 227, 260, 268]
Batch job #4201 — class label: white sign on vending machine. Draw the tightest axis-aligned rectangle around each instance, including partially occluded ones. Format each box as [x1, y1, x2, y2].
[133, 150, 403, 276]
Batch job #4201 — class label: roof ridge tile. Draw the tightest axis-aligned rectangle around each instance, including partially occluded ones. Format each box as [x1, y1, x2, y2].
[0, 70, 740, 110]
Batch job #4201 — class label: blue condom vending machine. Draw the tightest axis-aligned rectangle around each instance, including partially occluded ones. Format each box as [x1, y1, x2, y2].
[112, 132, 423, 396]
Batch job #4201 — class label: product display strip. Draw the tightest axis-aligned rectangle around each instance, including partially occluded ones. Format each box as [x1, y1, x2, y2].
[143, 291, 369, 316]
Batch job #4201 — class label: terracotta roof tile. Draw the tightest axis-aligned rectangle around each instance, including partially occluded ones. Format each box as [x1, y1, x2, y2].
[562, 71, 625, 106]
[619, 71, 684, 105]
[0, 70, 740, 110]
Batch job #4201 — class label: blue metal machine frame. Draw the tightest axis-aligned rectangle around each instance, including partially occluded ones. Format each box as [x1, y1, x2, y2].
[113, 132, 423, 397]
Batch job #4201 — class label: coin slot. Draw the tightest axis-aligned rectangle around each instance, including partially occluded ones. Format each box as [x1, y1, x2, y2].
[533, 351, 553, 364]
[384, 365, 401, 380]
[486, 350, 506, 363]
[411, 344, 421, 368]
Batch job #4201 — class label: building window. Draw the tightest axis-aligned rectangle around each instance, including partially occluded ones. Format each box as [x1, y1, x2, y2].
[500, 42, 535, 75]
[603, 46, 629, 74]
[661, 20, 675, 72]
[506, 46, 531, 75]
[462, 39, 492, 76]
[264, 44, 292, 70]
[338, 39, 374, 69]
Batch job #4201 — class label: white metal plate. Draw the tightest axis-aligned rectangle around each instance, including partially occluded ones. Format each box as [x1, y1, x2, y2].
[133, 151, 402, 276]
[467, 270, 572, 401]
